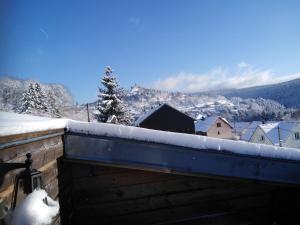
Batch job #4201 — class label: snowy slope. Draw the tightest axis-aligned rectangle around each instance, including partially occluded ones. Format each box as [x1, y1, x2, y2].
[214, 78, 300, 108]
[122, 85, 292, 122]
[0, 76, 74, 112]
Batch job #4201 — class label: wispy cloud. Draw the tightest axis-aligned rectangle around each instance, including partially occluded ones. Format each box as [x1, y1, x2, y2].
[39, 28, 49, 40]
[153, 63, 300, 92]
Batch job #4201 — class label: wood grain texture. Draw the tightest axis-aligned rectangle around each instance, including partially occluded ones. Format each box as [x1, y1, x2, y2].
[0, 128, 64, 144]
[61, 162, 296, 225]
[0, 131, 64, 225]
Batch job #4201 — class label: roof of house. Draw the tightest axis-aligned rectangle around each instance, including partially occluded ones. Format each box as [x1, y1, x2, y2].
[258, 121, 298, 145]
[195, 116, 232, 132]
[134, 103, 194, 126]
[234, 122, 251, 134]
[240, 121, 262, 141]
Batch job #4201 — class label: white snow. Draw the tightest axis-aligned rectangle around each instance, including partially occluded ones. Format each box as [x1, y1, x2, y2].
[2, 111, 300, 161]
[0, 111, 67, 136]
[67, 120, 300, 161]
[7, 189, 59, 225]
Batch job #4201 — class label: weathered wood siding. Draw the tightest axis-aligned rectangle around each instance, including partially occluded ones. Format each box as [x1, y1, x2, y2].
[59, 160, 300, 225]
[0, 129, 64, 225]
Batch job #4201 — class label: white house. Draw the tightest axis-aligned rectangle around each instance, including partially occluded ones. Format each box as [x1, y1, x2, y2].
[249, 121, 300, 149]
[195, 116, 233, 139]
[240, 121, 262, 141]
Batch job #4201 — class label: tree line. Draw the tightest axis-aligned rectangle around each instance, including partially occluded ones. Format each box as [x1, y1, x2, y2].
[19, 66, 133, 125]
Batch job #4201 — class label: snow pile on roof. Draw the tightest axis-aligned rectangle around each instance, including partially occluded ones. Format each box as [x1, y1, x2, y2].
[259, 121, 297, 145]
[2, 112, 300, 162]
[67, 120, 300, 161]
[8, 189, 59, 225]
[195, 116, 218, 132]
[241, 121, 262, 141]
[0, 111, 67, 136]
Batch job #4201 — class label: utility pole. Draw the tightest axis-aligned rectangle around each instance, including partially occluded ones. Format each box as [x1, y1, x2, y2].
[86, 104, 90, 122]
[277, 125, 282, 147]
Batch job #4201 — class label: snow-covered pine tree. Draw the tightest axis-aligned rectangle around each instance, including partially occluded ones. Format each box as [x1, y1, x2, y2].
[96, 66, 133, 125]
[19, 83, 36, 114]
[47, 91, 61, 118]
[34, 82, 48, 114]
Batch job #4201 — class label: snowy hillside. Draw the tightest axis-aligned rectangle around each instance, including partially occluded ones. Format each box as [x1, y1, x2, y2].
[0, 76, 74, 112]
[212, 78, 300, 108]
[122, 85, 293, 122]
[0, 77, 294, 122]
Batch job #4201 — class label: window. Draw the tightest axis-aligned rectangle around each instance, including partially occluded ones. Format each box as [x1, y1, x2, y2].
[260, 135, 265, 141]
[295, 132, 300, 140]
[217, 123, 221, 127]
[217, 131, 221, 135]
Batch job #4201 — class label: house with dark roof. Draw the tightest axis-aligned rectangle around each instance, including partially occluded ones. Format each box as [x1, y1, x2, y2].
[195, 116, 233, 139]
[134, 103, 195, 134]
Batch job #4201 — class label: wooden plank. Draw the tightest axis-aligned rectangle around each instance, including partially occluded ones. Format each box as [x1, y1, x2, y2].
[45, 177, 59, 200]
[72, 197, 272, 225]
[0, 135, 63, 162]
[0, 128, 64, 144]
[73, 169, 180, 190]
[74, 182, 274, 217]
[0, 143, 63, 191]
[70, 163, 135, 178]
[72, 175, 245, 205]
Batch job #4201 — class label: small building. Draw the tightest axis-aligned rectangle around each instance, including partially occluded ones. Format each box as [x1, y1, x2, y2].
[195, 116, 233, 139]
[249, 121, 300, 148]
[134, 103, 195, 134]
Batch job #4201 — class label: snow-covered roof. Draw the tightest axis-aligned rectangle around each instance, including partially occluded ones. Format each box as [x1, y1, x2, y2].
[241, 121, 262, 141]
[67, 120, 300, 161]
[133, 103, 193, 126]
[2, 112, 300, 162]
[195, 116, 232, 132]
[259, 121, 298, 145]
[0, 111, 67, 136]
[234, 122, 251, 134]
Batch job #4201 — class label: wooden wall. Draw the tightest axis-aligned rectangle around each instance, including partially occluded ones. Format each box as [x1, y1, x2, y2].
[59, 160, 300, 225]
[0, 129, 64, 225]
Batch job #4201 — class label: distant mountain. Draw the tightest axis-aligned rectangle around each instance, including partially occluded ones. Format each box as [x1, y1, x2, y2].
[0, 76, 74, 112]
[211, 79, 300, 108]
[0, 77, 295, 123]
[122, 85, 293, 122]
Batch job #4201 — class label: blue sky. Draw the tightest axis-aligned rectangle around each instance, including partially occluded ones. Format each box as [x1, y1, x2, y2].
[1, 0, 300, 103]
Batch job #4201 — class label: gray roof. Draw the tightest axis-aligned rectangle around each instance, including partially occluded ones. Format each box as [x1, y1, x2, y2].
[234, 122, 251, 134]
[259, 121, 298, 145]
[241, 121, 262, 141]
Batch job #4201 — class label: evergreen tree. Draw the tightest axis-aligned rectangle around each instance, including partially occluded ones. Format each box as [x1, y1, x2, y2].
[34, 83, 48, 113]
[19, 82, 48, 115]
[96, 66, 133, 125]
[19, 83, 36, 114]
[48, 91, 61, 118]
